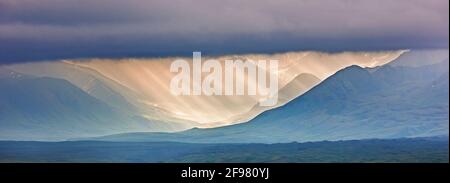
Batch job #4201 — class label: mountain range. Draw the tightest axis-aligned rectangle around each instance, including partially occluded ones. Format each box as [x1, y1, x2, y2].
[85, 57, 449, 143]
[0, 50, 448, 142]
[6, 50, 405, 127]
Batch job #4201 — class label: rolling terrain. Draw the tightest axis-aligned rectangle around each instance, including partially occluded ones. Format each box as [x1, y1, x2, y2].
[0, 137, 447, 163]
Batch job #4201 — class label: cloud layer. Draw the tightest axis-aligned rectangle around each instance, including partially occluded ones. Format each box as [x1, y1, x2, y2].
[0, 0, 448, 63]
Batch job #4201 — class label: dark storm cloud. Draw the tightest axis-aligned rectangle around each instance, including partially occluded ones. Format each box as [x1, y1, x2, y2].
[0, 0, 448, 63]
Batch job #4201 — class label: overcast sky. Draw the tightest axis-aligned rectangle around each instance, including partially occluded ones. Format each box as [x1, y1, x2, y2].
[0, 0, 448, 63]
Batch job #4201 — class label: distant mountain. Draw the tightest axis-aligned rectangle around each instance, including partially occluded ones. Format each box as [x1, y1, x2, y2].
[222, 73, 321, 125]
[87, 59, 449, 143]
[6, 62, 199, 128]
[0, 70, 182, 140]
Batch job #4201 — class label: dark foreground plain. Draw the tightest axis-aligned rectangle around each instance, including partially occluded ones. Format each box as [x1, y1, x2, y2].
[0, 137, 447, 163]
